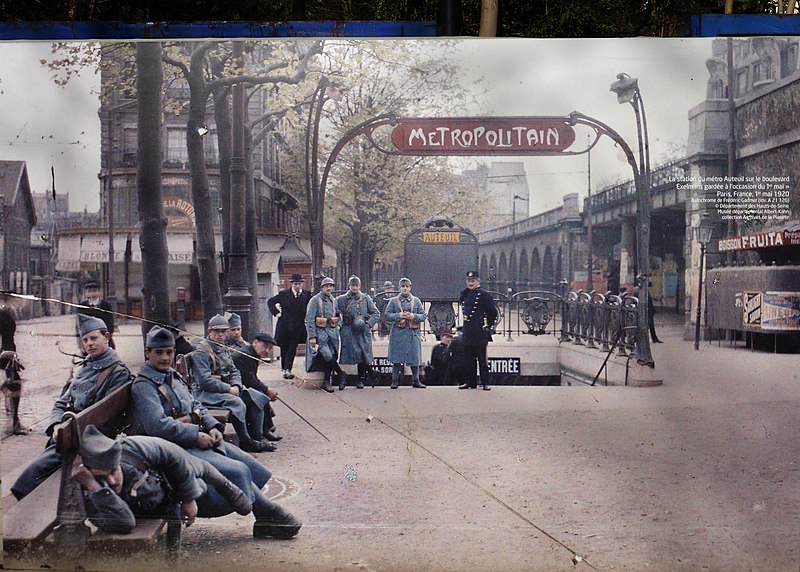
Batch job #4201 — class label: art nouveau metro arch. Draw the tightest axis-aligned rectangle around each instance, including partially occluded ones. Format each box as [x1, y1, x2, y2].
[319, 112, 653, 366]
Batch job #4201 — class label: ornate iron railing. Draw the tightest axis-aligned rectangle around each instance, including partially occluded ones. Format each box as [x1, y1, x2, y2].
[330, 287, 640, 353]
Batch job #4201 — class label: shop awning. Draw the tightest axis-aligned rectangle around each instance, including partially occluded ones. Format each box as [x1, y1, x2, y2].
[55, 235, 81, 272]
[256, 252, 281, 274]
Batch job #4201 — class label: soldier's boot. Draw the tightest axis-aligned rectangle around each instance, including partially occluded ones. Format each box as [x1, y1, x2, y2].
[322, 375, 335, 393]
[200, 462, 252, 515]
[252, 490, 302, 539]
[356, 376, 365, 389]
[338, 373, 347, 391]
[234, 420, 277, 453]
[390, 376, 399, 389]
[412, 378, 427, 389]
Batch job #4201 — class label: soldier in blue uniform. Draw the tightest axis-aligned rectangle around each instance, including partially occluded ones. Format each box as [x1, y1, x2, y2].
[336, 276, 380, 390]
[128, 326, 300, 538]
[458, 271, 498, 391]
[384, 277, 427, 389]
[225, 313, 278, 447]
[190, 315, 272, 452]
[11, 314, 131, 499]
[305, 276, 345, 393]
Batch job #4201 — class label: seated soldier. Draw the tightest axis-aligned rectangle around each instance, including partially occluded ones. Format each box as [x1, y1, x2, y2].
[128, 326, 300, 538]
[11, 314, 131, 500]
[190, 315, 272, 452]
[424, 332, 453, 385]
[74, 425, 299, 539]
[231, 332, 282, 443]
[445, 332, 473, 387]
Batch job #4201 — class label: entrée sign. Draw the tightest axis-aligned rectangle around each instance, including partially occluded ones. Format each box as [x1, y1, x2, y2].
[391, 117, 576, 156]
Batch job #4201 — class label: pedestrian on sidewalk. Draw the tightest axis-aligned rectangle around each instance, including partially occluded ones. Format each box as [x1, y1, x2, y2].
[384, 277, 427, 389]
[336, 276, 380, 390]
[0, 290, 25, 435]
[268, 273, 312, 380]
[458, 271, 498, 391]
[11, 314, 131, 500]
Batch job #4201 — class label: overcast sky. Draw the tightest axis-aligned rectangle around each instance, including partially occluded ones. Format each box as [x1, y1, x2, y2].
[0, 37, 714, 214]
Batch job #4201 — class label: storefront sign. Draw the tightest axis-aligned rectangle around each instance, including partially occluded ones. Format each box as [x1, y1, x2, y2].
[391, 117, 576, 155]
[719, 228, 800, 252]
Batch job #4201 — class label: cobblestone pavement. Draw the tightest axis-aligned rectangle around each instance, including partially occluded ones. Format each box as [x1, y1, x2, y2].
[3, 313, 799, 572]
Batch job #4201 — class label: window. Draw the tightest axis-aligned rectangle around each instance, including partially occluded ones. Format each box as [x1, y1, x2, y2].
[166, 127, 188, 163]
[752, 62, 761, 84]
[736, 69, 748, 96]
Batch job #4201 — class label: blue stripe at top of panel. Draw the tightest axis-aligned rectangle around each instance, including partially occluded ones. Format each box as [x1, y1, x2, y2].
[0, 21, 438, 40]
[690, 14, 800, 36]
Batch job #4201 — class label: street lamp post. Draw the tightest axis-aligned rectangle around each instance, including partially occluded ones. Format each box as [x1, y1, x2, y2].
[609, 72, 654, 367]
[693, 213, 714, 350]
[511, 194, 528, 293]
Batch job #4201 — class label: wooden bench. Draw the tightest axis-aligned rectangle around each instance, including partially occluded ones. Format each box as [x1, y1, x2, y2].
[3, 381, 221, 560]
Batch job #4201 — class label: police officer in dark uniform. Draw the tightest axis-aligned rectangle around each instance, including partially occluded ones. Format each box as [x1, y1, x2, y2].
[458, 271, 498, 391]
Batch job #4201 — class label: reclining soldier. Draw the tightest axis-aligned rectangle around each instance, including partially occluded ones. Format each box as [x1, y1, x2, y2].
[11, 314, 131, 500]
[190, 314, 272, 452]
[231, 331, 282, 444]
[128, 325, 300, 538]
[74, 425, 297, 539]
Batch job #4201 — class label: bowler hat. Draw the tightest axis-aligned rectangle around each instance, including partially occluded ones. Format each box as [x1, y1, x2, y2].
[254, 332, 276, 346]
[80, 425, 121, 471]
[290, 273, 304, 283]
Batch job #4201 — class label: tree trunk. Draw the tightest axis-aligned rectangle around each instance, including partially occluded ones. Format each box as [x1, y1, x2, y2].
[213, 85, 233, 292]
[244, 123, 261, 335]
[136, 42, 171, 340]
[187, 58, 223, 326]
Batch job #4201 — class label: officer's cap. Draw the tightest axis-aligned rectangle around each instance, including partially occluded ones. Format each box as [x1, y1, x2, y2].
[348, 275, 361, 287]
[228, 313, 242, 328]
[80, 425, 121, 471]
[146, 325, 175, 349]
[399, 277, 412, 287]
[208, 314, 230, 330]
[466, 270, 480, 279]
[78, 314, 107, 337]
[320, 277, 335, 287]
[84, 281, 101, 290]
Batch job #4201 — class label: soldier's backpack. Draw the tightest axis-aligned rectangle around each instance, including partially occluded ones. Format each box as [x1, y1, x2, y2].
[174, 341, 217, 389]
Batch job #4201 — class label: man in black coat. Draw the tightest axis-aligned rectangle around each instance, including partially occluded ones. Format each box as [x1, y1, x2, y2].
[424, 332, 453, 385]
[77, 281, 116, 350]
[458, 271, 498, 391]
[0, 290, 24, 435]
[267, 274, 312, 379]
